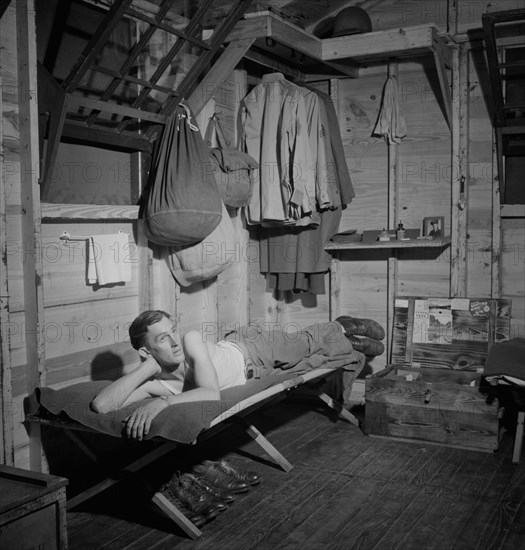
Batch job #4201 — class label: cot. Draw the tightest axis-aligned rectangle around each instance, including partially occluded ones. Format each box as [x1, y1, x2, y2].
[26, 366, 360, 539]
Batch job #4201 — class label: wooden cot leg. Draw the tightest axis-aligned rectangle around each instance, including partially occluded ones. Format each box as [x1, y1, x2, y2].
[151, 491, 202, 540]
[316, 392, 360, 427]
[512, 411, 525, 464]
[236, 417, 294, 472]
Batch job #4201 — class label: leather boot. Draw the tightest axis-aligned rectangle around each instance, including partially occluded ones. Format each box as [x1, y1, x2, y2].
[158, 483, 207, 527]
[167, 475, 223, 520]
[345, 334, 385, 357]
[181, 473, 231, 509]
[215, 459, 261, 485]
[336, 315, 386, 340]
[189, 473, 235, 503]
[193, 462, 250, 493]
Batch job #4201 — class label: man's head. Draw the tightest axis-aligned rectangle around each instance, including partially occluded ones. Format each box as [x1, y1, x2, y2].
[129, 310, 184, 369]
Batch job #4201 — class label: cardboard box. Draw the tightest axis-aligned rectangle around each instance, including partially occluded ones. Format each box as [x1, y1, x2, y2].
[365, 297, 512, 452]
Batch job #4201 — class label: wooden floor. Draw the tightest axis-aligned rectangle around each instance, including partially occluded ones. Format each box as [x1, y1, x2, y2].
[65, 397, 525, 550]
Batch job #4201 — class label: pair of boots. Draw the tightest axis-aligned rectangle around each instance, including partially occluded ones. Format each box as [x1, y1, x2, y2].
[159, 459, 260, 526]
[336, 315, 386, 357]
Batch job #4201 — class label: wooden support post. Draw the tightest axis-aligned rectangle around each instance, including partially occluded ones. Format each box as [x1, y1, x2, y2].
[16, 0, 46, 472]
[387, 60, 399, 361]
[316, 392, 359, 426]
[151, 491, 202, 539]
[236, 416, 294, 472]
[450, 44, 469, 297]
[513, 411, 524, 464]
[329, 255, 341, 321]
[233, 69, 250, 327]
[328, 78, 342, 322]
[432, 46, 452, 130]
[447, 0, 459, 35]
[0, 73, 15, 466]
[187, 38, 256, 117]
[491, 128, 501, 298]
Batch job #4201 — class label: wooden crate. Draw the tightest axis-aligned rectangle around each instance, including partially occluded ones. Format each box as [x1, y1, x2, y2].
[365, 297, 512, 452]
[0, 465, 68, 550]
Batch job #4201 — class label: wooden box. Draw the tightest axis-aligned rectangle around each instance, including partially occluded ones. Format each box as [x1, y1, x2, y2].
[365, 297, 512, 452]
[0, 465, 68, 550]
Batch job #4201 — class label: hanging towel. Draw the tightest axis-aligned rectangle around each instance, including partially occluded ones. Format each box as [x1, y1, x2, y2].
[87, 232, 132, 286]
[372, 75, 407, 144]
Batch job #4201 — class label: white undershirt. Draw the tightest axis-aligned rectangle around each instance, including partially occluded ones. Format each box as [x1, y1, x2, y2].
[156, 340, 246, 396]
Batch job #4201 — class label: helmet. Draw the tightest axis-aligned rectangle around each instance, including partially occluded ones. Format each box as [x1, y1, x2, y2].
[332, 6, 372, 37]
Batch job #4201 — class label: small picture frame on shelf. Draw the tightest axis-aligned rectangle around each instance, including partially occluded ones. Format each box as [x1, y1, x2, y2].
[423, 216, 445, 238]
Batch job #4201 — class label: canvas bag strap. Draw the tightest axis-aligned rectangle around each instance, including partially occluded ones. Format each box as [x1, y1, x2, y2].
[212, 114, 231, 148]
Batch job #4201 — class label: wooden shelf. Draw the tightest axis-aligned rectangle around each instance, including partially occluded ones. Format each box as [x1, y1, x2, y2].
[228, 12, 452, 128]
[325, 237, 452, 251]
[41, 203, 139, 221]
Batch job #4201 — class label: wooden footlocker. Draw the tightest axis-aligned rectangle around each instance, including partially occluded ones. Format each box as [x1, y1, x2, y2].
[365, 297, 512, 452]
[0, 465, 68, 550]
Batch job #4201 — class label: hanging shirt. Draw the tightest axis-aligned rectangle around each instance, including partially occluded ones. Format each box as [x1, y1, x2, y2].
[242, 73, 316, 226]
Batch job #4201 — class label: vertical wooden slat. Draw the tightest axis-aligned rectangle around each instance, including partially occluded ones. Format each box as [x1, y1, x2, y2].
[328, 78, 340, 322]
[16, 0, 46, 471]
[329, 255, 341, 321]
[451, 44, 469, 297]
[447, 0, 459, 36]
[137, 220, 153, 312]
[387, 60, 399, 362]
[0, 74, 15, 466]
[450, 45, 461, 298]
[233, 70, 250, 327]
[491, 127, 501, 298]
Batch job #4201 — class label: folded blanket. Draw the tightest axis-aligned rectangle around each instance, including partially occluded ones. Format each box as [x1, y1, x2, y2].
[34, 374, 300, 444]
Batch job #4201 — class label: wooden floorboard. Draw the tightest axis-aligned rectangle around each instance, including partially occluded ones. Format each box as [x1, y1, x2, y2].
[63, 398, 525, 550]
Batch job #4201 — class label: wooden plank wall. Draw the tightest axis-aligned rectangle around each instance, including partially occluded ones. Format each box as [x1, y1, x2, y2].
[2, 0, 524, 468]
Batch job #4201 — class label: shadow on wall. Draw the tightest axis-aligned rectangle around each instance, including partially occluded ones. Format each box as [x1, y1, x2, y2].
[91, 351, 125, 381]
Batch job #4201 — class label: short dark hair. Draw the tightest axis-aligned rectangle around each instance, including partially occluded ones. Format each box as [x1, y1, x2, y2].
[129, 310, 171, 350]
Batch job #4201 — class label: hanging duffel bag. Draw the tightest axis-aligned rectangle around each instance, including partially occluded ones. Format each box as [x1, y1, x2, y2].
[142, 103, 223, 247]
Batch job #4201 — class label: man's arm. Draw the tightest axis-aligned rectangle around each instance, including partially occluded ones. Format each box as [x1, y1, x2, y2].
[90, 356, 161, 413]
[124, 330, 221, 440]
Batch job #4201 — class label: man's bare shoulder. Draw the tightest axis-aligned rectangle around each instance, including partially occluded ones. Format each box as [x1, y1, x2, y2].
[182, 330, 217, 360]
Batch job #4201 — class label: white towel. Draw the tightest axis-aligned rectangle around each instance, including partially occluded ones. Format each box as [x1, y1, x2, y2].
[372, 75, 407, 145]
[87, 232, 132, 286]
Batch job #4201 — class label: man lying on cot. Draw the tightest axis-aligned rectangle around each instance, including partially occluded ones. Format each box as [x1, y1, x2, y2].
[90, 310, 385, 441]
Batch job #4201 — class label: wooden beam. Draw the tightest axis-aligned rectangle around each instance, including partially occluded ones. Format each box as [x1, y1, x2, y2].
[16, 0, 46, 472]
[456, 44, 469, 296]
[68, 95, 167, 124]
[431, 31, 453, 130]
[161, 0, 254, 115]
[450, 45, 469, 298]
[0, 74, 15, 466]
[228, 11, 358, 79]
[0, 0, 11, 19]
[491, 129, 501, 299]
[322, 24, 438, 62]
[37, 63, 69, 199]
[243, 47, 305, 81]
[41, 203, 139, 221]
[61, 0, 134, 93]
[61, 121, 154, 152]
[187, 38, 255, 116]
[387, 61, 399, 362]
